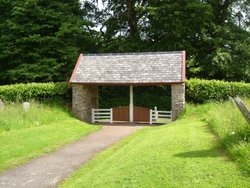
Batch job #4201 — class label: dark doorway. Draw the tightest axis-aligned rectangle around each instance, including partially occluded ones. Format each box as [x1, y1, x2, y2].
[99, 85, 171, 110]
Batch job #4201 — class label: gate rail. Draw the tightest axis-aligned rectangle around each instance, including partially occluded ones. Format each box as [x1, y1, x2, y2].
[92, 107, 172, 124]
[92, 108, 113, 123]
[150, 107, 172, 124]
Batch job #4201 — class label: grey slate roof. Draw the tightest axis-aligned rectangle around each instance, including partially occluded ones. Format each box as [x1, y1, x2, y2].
[70, 51, 185, 85]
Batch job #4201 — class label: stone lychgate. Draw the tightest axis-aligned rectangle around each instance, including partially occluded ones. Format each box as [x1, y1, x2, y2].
[69, 51, 186, 123]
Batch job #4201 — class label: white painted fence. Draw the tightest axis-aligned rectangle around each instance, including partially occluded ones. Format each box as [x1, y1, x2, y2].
[150, 107, 172, 124]
[92, 108, 113, 123]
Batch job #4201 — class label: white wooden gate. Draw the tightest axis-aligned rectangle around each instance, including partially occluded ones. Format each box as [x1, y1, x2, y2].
[92, 108, 113, 123]
[150, 107, 172, 124]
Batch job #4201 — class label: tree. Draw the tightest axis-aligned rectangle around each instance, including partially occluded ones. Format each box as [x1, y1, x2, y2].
[1, 0, 249, 84]
[87, 0, 149, 52]
[0, 0, 96, 84]
[232, 0, 250, 29]
[191, 0, 250, 81]
[194, 24, 250, 82]
[90, 0, 250, 82]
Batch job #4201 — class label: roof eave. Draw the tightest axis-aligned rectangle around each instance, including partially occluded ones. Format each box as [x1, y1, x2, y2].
[182, 50, 186, 82]
[69, 81, 185, 86]
[69, 54, 83, 84]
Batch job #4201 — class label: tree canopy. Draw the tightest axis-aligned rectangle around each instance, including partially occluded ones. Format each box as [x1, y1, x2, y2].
[92, 0, 250, 82]
[0, 0, 97, 84]
[0, 0, 249, 84]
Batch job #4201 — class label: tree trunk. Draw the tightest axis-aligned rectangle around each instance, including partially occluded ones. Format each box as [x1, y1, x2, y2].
[126, 0, 139, 37]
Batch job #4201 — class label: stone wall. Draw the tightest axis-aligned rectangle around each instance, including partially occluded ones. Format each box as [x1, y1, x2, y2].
[171, 83, 185, 120]
[72, 84, 98, 122]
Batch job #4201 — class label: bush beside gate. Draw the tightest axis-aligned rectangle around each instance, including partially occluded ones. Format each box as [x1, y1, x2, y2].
[0, 82, 70, 104]
[0, 79, 250, 104]
[186, 79, 250, 103]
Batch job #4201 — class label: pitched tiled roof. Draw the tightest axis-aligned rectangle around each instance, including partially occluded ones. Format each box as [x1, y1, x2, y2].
[69, 51, 185, 85]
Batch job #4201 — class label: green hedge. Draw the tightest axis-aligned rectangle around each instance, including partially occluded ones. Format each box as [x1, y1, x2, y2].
[0, 79, 249, 105]
[0, 82, 70, 104]
[186, 79, 250, 103]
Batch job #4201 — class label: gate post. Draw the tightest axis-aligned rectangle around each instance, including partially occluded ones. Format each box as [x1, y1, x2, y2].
[129, 85, 134, 122]
[91, 108, 95, 123]
[150, 109, 152, 125]
[110, 108, 113, 124]
[154, 106, 158, 120]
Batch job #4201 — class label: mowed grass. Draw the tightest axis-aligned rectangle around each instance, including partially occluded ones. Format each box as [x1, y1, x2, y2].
[0, 102, 101, 172]
[183, 99, 250, 174]
[206, 99, 250, 173]
[61, 118, 250, 187]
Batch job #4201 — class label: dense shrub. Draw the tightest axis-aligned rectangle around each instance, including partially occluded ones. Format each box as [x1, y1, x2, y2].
[100, 79, 250, 108]
[0, 82, 70, 104]
[0, 79, 249, 106]
[186, 79, 250, 103]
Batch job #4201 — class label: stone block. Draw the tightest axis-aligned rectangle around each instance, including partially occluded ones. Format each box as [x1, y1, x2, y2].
[171, 83, 185, 120]
[72, 84, 98, 122]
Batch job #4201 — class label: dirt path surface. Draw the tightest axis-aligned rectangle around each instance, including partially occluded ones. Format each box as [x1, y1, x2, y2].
[0, 125, 143, 188]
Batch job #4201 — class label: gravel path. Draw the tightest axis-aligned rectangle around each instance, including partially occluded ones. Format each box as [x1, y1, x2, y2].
[0, 125, 143, 188]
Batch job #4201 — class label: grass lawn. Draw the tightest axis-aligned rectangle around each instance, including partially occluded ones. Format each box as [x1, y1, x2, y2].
[0, 102, 101, 173]
[206, 99, 250, 173]
[61, 118, 250, 188]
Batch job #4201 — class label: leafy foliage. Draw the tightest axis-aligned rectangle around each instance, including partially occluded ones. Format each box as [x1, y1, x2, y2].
[0, 82, 69, 103]
[88, 0, 250, 82]
[0, 0, 249, 84]
[0, 0, 96, 84]
[186, 79, 250, 103]
[1, 79, 249, 107]
[100, 79, 250, 108]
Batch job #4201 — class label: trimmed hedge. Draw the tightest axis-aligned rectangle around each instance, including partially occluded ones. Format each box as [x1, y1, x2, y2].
[0, 82, 70, 104]
[0, 79, 249, 105]
[186, 79, 250, 103]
